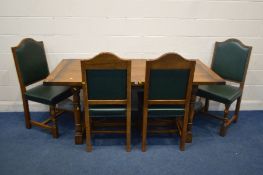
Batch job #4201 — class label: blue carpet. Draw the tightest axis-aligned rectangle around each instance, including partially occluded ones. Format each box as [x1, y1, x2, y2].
[0, 111, 263, 175]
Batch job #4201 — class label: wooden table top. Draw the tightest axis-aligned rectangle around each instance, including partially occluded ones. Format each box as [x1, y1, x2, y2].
[44, 59, 225, 86]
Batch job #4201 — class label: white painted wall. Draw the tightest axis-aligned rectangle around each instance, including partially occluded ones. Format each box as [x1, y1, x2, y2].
[0, 0, 262, 111]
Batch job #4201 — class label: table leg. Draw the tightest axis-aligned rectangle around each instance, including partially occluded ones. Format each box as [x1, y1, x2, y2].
[186, 85, 198, 143]
[72, 87, 83, 144]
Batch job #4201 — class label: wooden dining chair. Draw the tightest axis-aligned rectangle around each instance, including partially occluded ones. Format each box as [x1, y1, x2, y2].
[12, 38, 73, 138]
[197, 38, 252, 136]
[141, 53, 196, 151]
[81, 52, 131, 152]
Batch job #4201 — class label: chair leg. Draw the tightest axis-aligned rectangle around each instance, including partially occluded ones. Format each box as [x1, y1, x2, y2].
[137, 91, 143, 137]
[233, 97, 241, 123]
[22, 98, 31, 129]
[126, 108, 131, 152]
[50, 105, 59, 138]
[220, 104, 230, 137]
[180, 109, 189, 151]
[141, 109, 148, 152]
[85, 111, 92, 152]
[204, 98, 209, 112]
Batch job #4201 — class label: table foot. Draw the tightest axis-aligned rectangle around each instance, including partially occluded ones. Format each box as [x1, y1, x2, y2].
[75, 134, 84, 144]
[186, 133, 192, 143]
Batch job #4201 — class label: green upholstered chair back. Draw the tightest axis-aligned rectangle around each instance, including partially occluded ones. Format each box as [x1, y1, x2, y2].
[87, 69, 127, 100]
[211, 39, 252, 83]
[149, 69, 190, 100]
[81, 52, 131, 101]
[145, 53, 196, 101]
[12, 38, 49, 86]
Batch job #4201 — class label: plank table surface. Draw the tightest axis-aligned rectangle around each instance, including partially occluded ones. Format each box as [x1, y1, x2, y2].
[44, 59, 225, 86]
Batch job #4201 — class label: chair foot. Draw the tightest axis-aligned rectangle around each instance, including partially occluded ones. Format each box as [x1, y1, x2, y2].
[233, 114, 238, 123]
[219, 126, 227, 137]
[26, 124, 32, 129]
[179, 143, 185, 151]
[86, 132, 92, 152]
[141, 144, 147, 152]
[86, 145, 92, 152]
[51, 127, 59, 138]
[126, 145, 131, 152]
[220, 105, 230, 137]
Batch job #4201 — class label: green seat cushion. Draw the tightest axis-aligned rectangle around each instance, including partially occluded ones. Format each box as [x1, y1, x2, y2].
[197, 85, 242, 105]
[148, 105, 185, 118]
[25, 85, 72, 105]
[89, 105, 126, 118]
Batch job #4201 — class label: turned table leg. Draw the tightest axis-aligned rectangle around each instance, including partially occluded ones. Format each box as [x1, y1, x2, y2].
[72, 87, 83, 144]
[186, 85, 198, 143]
